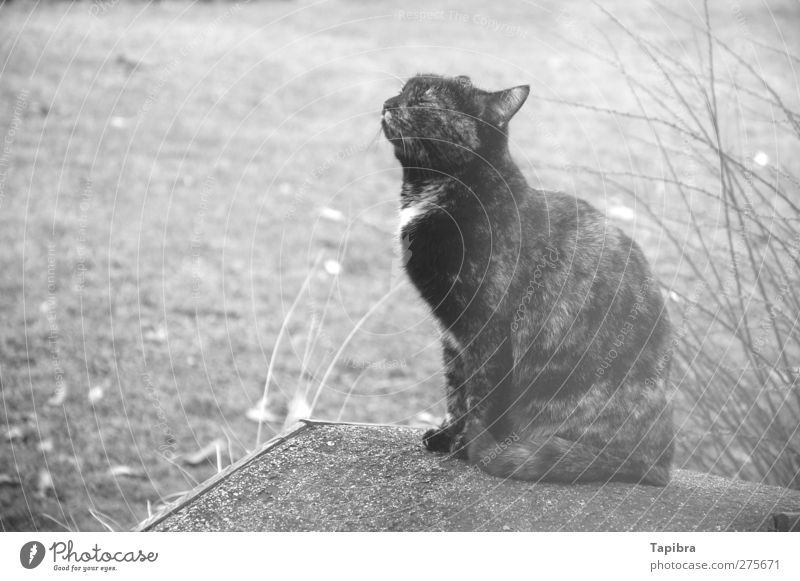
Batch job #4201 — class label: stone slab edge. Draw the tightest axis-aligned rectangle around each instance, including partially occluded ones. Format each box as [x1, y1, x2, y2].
[134, 419, 406, 531]
[135, 421, 311, 531]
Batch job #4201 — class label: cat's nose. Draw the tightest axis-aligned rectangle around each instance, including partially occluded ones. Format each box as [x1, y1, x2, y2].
[383, 96, 401, 120]
[383, 96, 401, 111]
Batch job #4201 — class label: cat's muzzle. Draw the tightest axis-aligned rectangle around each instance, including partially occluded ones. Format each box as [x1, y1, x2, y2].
[382, 96, 402, 132]
[381, 113, 400, 142]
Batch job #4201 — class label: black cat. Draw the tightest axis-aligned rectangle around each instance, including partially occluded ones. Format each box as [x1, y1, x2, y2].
[382, 74, 674, 485]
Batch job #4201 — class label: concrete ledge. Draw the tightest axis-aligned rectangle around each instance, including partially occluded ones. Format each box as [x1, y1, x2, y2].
[138, 420, 800, 531]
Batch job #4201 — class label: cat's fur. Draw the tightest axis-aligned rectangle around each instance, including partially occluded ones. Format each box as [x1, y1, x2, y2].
[382, 74, 674, 485]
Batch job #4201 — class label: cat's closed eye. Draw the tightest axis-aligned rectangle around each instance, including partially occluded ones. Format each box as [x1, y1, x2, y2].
[420, 88, 440, 103]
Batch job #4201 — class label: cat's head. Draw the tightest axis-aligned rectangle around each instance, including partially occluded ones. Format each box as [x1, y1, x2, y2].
[381, 74, 529, 171]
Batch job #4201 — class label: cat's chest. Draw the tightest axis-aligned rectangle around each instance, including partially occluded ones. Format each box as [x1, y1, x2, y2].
[398, 201, 436, 231]
[398, 199, 463, 266]
[399, 196, 490, 297]
[398, 181, 447, 228]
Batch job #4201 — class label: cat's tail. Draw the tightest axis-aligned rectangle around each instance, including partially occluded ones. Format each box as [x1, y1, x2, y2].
[465, 421, 670, 486]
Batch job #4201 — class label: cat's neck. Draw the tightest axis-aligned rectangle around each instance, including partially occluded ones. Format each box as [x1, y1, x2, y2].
[400, 150, 528, 205]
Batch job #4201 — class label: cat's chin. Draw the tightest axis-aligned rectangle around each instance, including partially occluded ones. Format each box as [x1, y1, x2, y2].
[381, 118, 407, 143]
[382, 131, 403, 149]
[385, 139, 405, 157]
[380, 118, 394, 137]
[384, 135, 414, 163]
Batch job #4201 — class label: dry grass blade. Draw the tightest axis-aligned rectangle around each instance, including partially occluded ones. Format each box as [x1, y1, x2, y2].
[308, 284, 404, 415]
[255, 253, 322, 446]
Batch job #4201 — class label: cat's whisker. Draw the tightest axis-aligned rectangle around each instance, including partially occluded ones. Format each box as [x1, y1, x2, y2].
[366, 125, 383, 152]
[381, 71, 406, 89]
[397, 127, 408, 158]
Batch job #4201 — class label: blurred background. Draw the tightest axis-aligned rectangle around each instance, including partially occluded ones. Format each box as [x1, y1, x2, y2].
[1, 0, 799, 531]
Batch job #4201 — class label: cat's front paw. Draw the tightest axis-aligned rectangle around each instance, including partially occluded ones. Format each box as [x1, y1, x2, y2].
[423, 427, 454, 453]
[423, 426, 470, 459]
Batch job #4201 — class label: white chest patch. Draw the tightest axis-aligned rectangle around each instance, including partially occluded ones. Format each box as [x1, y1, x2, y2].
[399, 182, 445, 232]
[399, 204, 428, 230]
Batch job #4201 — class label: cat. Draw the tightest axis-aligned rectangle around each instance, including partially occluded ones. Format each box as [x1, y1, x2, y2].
[381, 74, 674, 485]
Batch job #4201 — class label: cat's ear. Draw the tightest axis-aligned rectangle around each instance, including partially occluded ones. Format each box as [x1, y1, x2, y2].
[479, 85, 530, 127]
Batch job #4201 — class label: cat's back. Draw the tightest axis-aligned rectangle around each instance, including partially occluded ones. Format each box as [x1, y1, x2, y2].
[532, 189, 646, 270]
